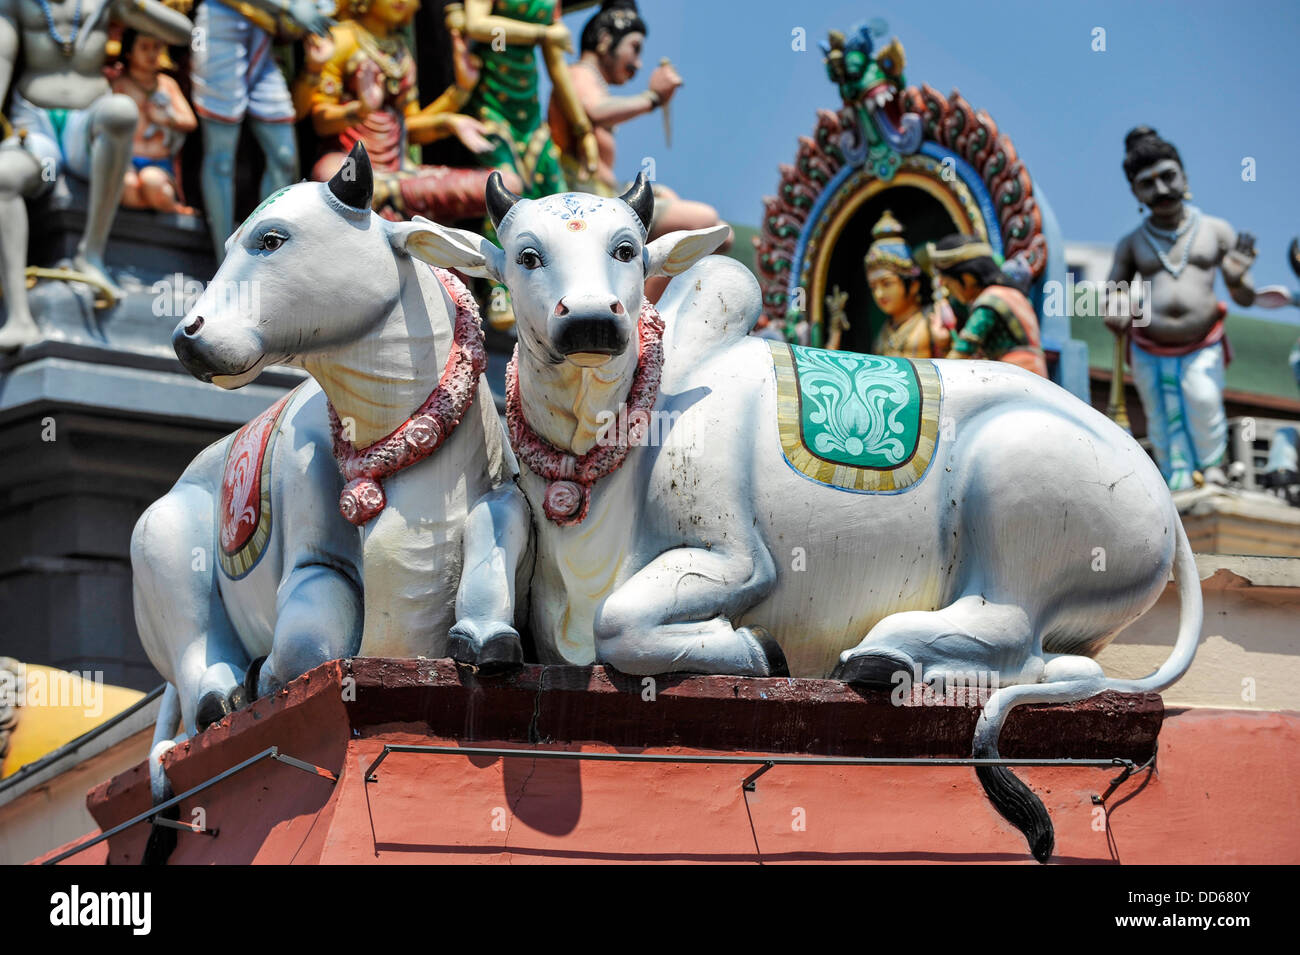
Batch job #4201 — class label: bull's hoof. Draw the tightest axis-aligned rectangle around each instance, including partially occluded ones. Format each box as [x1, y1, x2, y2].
[242, 656, 267, 704]
[194, 689, 231, 732]
[832, 649, 914, 688]
[745, 626, 789, 678]
[447, 622, 523, 674]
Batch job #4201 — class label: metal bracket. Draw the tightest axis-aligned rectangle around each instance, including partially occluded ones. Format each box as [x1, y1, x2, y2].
[1092, 745, 1158, 806]
[151, 817, 219, 838]
[273, 749, 340, 782]
[742, 761, 775, 792]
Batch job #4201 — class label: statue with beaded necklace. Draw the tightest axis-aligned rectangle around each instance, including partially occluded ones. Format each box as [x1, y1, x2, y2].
[1103, 127, 1260, 490]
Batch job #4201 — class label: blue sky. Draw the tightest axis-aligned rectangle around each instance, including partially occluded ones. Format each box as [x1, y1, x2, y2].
[545, 0, 1300, 322]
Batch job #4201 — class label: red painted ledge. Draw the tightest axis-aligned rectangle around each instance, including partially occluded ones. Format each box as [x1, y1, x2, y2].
[342, 657, 1163, 759]
[54, 658, 1187, 865]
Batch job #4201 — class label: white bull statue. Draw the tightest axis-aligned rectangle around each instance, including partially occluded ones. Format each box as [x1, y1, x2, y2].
[132, 144, 526, 855]
[420, 174, 1203, 862]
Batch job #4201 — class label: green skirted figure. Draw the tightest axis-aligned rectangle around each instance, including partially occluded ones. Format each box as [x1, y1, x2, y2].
[464, 0, 566, 199]
[456, 0, 598, 328]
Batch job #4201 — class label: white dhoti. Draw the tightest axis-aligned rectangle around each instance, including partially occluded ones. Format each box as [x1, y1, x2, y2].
[190, 1, 295, 124]
[6, 89, 96, 190]
[1129, 338, 1227, 491]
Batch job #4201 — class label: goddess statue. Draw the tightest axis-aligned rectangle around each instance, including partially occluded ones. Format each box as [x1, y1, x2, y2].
[459, 0, 595, 199]
[929, 234, 1048, 377]
[458, 0, 596, 329]
[862, 210, 951, 359]
[293, 0, 501, 223]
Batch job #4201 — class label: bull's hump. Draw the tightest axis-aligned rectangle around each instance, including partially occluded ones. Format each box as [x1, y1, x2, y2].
[660, 257, 763, 365]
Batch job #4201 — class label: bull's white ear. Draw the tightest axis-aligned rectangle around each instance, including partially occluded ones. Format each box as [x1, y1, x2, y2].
[645, 224, 732, 278]
[389, 216, 503, 281]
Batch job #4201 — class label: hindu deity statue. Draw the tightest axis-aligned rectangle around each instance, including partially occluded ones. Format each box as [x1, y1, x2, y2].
[1104, 127, 1259, 490]
[457, 0, 596, 328]
[293, 0, 501, 222]
[460, 0, 595, 198]
[546, 0, 730, 249]
[929, 234, 1048, 377]
[862, 210, 951, 359]
[189, 0, 333, 258]
[110, 29, 197, 214]
[0, 0, 193, 351]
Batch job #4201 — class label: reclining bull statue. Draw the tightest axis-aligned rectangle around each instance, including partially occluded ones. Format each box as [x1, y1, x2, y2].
[131, 144, 524, 856]
[417, 173, 1204, 862]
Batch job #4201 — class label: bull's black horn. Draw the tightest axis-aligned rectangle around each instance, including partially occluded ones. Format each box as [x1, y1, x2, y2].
[486, 171, 522, 231]
[328, 141, 374, 211]
[619, 172, 654, 233]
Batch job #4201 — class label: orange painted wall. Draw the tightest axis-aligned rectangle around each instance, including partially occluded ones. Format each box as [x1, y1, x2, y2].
[39, 659, 1299, 865]
[311, 709, 1298, 864]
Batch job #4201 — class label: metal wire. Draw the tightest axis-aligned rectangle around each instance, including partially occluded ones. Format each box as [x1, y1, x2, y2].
[363, 743, 1137, 785]
[41, 746, 338, 865]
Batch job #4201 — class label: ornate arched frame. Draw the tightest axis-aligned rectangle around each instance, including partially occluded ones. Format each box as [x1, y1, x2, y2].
[756, 83, 1051, 349]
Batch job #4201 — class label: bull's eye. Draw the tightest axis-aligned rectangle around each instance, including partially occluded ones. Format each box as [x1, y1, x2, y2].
[613, 241, 636, 263]
[259, 230, 287, 253]
[516, 248, 543, 270]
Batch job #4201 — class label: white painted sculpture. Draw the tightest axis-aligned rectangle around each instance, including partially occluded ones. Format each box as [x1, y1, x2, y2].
[421, 175, 1203, 860]
[133, 143, 523, 807]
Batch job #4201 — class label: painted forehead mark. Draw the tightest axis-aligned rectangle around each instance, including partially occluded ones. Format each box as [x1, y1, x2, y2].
[232, 185, 292, 242]
[550, 194, 607, 221]
[501, 192, 644, 239]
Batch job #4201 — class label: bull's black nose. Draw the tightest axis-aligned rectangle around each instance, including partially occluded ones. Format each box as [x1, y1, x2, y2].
[554, 316, 630, 356]
[172, 322, 214, 382]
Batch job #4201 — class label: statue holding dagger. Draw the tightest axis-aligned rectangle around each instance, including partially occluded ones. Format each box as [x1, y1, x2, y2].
[547, 0, 731, 250]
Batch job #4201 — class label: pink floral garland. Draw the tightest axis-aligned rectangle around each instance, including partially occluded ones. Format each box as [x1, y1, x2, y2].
[506, 301, 665, 526]
[327, 266, 486, 526]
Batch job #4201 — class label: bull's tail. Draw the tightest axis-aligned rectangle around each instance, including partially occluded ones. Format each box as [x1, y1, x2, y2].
[142, 683, 182, 866]
[973, 510, 1202, 863]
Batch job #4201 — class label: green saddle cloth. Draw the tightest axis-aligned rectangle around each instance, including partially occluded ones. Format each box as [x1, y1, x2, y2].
[768, 341, 942, 493]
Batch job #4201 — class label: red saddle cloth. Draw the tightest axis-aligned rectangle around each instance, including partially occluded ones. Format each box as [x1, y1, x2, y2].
[218, 391, 295, 577]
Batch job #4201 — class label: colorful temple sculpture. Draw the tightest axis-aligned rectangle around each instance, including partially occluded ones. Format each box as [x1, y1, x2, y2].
[0, 8, 1297, 874]
[547, 1, 730, 251]
[455, 0, 597, 330]
[111, 29, 198, 215]
[189, 0, 331, 259]
[1106, 127, 1259, 491]
[856, 210, 951, 358]
[0, 0, 194, 349]
[293, 0, 495, 222]
[754, 22, 1088, 396]
[929, 233, 1048, 376]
